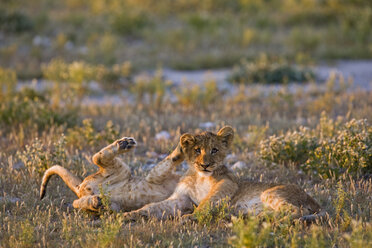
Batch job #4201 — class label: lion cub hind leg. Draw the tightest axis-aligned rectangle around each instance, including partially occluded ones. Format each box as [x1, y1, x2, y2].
[92, 137, 136, 170]
[260, 185, 322, 220]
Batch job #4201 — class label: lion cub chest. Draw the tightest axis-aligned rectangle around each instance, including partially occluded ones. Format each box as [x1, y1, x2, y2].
[190, 176, 214, 205]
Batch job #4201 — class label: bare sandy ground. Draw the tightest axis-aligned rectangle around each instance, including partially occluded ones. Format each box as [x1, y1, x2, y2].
[17, 60, 372, 105]
[162, 60, 372, 90]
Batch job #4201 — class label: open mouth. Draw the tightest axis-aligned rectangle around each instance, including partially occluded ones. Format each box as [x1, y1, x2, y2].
[201, 169, 211, 172]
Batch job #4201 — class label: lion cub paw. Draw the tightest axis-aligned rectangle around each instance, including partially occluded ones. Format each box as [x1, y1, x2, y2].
[116, 137, 137, 152]
[170, 142, 185, 163]
[91, 195, 103, 210]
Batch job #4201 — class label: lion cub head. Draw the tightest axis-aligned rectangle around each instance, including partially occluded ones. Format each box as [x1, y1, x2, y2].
[180, 126, 234, 176]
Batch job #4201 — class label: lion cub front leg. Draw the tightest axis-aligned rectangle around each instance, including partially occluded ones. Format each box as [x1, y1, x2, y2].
[123, 194, 193, 221]
[196, 179, 238, 211]
[145, 142, 185, 184]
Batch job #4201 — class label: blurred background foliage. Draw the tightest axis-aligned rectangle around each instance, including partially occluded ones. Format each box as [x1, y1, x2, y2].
[1, 0, 372, 78]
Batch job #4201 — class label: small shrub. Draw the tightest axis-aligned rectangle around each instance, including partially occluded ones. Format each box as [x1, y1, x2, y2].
[287, 27, 321, 53]
[62, 213, 123, 247]
[130, 69, 171, 108]
[334, 181, 352, 231]
[0, 67, 17, 96]
[184, 13, 219, 32]
[259, 116, 372, 178]
[99, 184, 112, 212]
[66, 119, 119, 149]
[17, 135, 67, 175]
[344, 220, 372, 248]
[175, 80, 221, 108]
[42, 59, 132, 91]
[95, 215, 123, 247]
[341, 7, 372, 45]
[243, 124, 269, 150]
[0, 87, 78, 130]
[302, 225, 332, 248]
[0, 9, 33, 33]
[229, 54, 315, 84]
[194, 198, 231, 227]
[42, 59, 93, 85]
[229, 212, 295, 248]
[111, 11, 149, 36]
[95, 61, 132, 90]
[232, 212, 372, 248]
[229, 216, 273, 247]
[305, 119, 372, 178]
[9, 220, 35, 248]
[259, 127, 318, 165]
[241, 28, 256, 47]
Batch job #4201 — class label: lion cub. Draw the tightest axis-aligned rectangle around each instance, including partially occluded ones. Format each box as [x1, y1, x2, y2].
[123, 126, 324, 222]
[40, 137, 184, 212]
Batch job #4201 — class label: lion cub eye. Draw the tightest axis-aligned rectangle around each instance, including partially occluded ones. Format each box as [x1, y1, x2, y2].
[195, 148, 201, 154]
[211, 148, 219, 154]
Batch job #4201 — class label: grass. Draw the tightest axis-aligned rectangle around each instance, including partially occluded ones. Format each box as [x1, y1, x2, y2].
[1, 1, 371, 246]
[0, 64, 371, 246]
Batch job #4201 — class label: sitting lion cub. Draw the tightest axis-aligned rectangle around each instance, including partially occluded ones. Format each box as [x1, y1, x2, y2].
[40, 137, 184, 212]
[123, 126, 325, 222]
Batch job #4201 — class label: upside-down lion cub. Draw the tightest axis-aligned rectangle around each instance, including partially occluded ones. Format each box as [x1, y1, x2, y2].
[123, 126, 324, 222]
[40, 137, 184, 213]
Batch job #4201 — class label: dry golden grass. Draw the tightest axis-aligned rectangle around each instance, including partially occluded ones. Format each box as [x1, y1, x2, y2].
[0, 76, 371, 247]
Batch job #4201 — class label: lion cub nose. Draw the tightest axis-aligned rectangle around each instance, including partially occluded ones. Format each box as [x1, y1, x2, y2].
[201, 163, 210, 169]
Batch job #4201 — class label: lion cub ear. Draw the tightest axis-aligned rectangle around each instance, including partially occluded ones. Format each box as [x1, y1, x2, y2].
[180, 133, 195, 150]
[217, 126, 234, 148]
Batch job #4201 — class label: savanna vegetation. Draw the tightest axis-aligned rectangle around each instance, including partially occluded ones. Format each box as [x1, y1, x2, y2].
[1, 65, 371, 247]
[1, 0, 372, 78]
[1, 0, 372, 247]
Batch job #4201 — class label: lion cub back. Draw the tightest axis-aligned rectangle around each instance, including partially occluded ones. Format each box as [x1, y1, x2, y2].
[232, 181, 321, 217]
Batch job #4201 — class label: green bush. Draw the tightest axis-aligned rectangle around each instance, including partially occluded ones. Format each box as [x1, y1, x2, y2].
[305, 119, 372, 178]
[95, 62, 132, 90]
[111, 11, 150, 36]
[17, 135, 67, 175]
[229, 54, 315, 84]
[9, 220, 36, 248]
[230, 211, 372, 248]
[229, 213, 295, 248]
[259, 116, 372, 178]
[66, 119, 119, 149]
[42, 59, 132, 91]
[175, 80, 221, 108]
[0, 88, 78, 130]
[259, 127, 318, 166]
[130, 70, 170, 108]
[193, 198, 231, 227]
[0, 67, 17, 96]
[0, 9, 33, 33]
[42, 59, 93, 85]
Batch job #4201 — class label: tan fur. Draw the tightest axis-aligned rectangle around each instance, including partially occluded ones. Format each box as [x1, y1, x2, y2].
[40, 137, 184, 213]
[123, 126, 323, 221]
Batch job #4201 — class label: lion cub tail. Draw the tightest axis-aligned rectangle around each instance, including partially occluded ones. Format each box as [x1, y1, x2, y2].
[40, 165, 82, 199]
